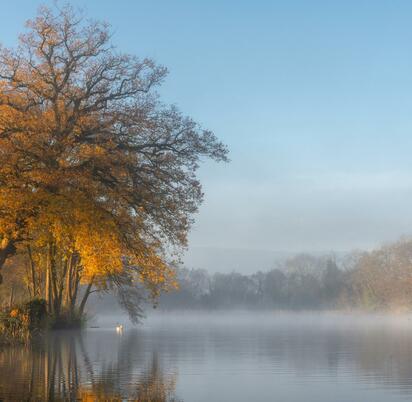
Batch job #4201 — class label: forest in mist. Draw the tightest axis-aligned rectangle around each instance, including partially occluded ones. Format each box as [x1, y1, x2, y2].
[159, 238, 412, 312]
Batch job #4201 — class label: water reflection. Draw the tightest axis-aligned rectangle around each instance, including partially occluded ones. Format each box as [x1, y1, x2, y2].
[0, 330, 180, 401]
[2, 314, 412, 401]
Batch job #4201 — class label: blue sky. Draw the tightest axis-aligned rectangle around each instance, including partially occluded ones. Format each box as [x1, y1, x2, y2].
[2, 1, 412, 271]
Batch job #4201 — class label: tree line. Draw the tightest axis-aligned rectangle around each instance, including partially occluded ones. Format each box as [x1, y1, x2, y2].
[159, 238, 412, 311]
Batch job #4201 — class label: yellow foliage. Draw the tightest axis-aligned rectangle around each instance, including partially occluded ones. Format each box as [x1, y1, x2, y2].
[0, 4, 226, 311]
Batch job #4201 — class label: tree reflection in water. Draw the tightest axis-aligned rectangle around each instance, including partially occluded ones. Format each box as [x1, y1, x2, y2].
[0, 331, 181, 401]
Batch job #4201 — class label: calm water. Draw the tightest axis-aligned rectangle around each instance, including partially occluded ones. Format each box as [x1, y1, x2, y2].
[2, 312, 412, 401]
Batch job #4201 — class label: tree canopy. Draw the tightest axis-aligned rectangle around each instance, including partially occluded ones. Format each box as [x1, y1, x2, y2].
[0, 5, 227, 322]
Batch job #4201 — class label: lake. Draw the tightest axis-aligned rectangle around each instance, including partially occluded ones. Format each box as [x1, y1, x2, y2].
[2, 312, 412, 401]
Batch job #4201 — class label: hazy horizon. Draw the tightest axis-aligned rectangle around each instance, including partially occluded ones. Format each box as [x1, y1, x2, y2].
[183, 245, 342, 274]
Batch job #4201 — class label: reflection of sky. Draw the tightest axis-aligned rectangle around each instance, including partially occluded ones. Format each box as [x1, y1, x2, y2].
[3, 313, 412, 401]
[3, 1, 412, 271]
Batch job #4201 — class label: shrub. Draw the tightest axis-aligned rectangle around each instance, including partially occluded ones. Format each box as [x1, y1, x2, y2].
[0, 298, 48, 342]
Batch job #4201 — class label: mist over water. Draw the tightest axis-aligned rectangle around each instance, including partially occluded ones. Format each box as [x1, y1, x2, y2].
[2, 312, 412, 401]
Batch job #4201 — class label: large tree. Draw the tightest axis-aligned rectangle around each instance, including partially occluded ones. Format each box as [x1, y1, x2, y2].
[0, 5, 227, 317]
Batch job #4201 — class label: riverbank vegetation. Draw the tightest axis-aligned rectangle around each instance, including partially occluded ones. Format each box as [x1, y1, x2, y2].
[0, 4, 227, 337]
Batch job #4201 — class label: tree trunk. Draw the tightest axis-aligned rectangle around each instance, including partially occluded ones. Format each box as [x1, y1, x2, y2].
[45, 247, 53, 313]
[79, 278, 94, 317]
[64, 255, 72, 309]
[55, 256, 68, 316]
[0, 238, 16, 284]
[27, 245, 37, 297]
[70, 269, 80, 313]
[47, 242, 61, 318]
[9, 285, 14, 308]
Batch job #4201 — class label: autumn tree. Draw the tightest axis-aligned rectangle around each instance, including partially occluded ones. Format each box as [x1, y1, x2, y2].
[350, 239, 412, 309]
[0, 5, 227, 320]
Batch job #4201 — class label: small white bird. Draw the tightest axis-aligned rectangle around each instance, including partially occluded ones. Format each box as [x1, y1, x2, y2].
[116, 324, 124, 333]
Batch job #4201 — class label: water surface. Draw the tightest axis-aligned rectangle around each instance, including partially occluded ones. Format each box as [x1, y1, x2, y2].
[2, 312, 412, 401]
